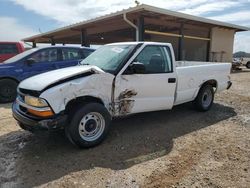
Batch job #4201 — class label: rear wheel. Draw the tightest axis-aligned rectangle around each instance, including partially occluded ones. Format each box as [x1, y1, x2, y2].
[0, 79, 18, 103]
[194, 84, 214, 111]
[246, 61, 250, 69]
[65, 103, 111, 148]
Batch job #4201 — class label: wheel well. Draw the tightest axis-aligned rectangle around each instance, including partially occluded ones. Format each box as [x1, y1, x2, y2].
[201, 80, 217, 88]
[0, 77, 19, 84]
[200, 80, 217, 93]
[65, 96, 104, 114]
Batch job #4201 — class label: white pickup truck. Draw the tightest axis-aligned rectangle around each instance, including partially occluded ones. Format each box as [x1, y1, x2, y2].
[12, 42, 232, 148]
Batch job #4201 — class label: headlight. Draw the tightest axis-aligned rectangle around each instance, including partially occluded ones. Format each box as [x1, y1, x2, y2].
[24, 96, 48, 107]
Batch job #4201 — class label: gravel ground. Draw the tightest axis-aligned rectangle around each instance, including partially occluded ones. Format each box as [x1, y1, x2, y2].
[0, 68, 249, 188]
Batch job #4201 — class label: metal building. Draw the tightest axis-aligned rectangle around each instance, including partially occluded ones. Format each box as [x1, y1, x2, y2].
[22, 4, 249, 62]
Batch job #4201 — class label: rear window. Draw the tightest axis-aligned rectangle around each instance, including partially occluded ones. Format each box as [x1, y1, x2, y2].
[0, 44, 18, 54]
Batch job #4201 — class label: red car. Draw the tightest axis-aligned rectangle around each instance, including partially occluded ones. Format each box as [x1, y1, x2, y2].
[0, 42, 25, 63]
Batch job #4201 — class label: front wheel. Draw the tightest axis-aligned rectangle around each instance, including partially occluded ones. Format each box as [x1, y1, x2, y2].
[246, 61, 250, 69]
[65, 103, 111, 148]
[194, 85, 214, 111]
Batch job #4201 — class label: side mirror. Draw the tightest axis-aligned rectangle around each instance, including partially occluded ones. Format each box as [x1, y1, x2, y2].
[78, 60, 83, 65]
[129, 62, 146, 74]
[26, 58, 36, 66]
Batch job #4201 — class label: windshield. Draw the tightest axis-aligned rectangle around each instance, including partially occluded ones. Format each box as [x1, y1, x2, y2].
[80, 44, 136, 73]
[4, 48, 39, 64]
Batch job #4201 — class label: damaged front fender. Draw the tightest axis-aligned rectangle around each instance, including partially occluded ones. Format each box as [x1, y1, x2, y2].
[40, 72, 115, 114]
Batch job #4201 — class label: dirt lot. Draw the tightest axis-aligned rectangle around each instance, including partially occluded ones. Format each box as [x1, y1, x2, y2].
[0, 68, 250, 188]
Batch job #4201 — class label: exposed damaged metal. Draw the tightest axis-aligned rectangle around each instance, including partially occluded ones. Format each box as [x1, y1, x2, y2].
[114, 89, 137, 115]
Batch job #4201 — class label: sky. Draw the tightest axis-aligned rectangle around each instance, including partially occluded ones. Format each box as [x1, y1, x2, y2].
[0, 0, 250, 52]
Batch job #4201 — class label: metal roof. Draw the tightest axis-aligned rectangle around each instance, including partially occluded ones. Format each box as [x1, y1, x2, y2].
[23, 4, 249, 43]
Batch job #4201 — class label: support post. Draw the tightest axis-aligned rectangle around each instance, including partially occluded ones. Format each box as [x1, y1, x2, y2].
[132, 27, 136, 41]
[206, 28, 211, 62]
[178, 23, 184, 61]
[81, 29, 90, 47]
[32, 42, 36, 48]
[138, 16, 144, 41]
[51, 37, 55, 46]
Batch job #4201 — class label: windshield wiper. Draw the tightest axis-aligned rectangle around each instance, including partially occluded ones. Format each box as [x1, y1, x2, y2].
[81, 63, 90, 65]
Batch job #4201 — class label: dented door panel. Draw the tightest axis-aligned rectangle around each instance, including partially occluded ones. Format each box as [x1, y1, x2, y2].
[113, 73, 177, 115]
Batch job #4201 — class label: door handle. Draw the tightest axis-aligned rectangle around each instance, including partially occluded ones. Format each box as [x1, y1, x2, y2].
[168, 78, 176, 83]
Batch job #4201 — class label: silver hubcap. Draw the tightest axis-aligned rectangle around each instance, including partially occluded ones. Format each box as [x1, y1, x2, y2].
[202, 89, 212, 108]
[78, 112, 105, 142]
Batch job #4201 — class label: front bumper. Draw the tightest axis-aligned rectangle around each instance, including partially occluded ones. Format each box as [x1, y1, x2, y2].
[12, 101, 67, 131]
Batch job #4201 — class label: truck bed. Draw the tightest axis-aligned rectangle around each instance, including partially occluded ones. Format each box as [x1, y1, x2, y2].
[174, 61, 231, 105]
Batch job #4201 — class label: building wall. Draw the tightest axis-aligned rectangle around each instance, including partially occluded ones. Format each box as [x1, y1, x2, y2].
[149, 35, 179, 59]
[144, 26, 236, 63]
[210, 27, 235, 62]
[182, 39, 208, 61]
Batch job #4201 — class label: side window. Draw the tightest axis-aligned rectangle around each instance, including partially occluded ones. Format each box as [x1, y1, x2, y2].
[30, 49, 57, 63]
[0, 44, 18, 54]
[82, 49, 94, 58]
[62, 48, 81, 61]
[134, 46, 172, 74]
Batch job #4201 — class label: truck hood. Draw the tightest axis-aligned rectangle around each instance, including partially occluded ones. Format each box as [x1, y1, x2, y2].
[18, 65, 104, 91]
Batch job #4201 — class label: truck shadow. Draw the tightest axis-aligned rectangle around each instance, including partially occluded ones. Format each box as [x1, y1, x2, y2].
[1, 103, 236, 187]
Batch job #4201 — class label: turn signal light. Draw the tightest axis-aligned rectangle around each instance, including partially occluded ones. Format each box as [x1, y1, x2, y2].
[28, 109, 54, 117]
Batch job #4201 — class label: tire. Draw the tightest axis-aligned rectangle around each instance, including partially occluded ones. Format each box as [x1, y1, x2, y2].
[0, 79, 18, 103]
[194, 84, 214, 111]
[65, 103, 111, 148]
[246, 61, 250, 69]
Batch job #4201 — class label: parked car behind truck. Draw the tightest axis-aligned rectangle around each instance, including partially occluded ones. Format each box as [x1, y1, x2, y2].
[12, 42, 232, 148]
[241, 57, 250, 69]
[0, 42, 25, 63]
[0, 46, 95, 103]
[232, 57, 250, 70]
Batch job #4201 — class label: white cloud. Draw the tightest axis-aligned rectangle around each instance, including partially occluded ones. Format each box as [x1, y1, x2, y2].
[208, 11, 250, 52]
[234, 32, 250, 52]
[181, 1, 239, 15]
[10, 0, 225, 25]
[0, 17, 38, 41]
[10, 0, 133, 25]
[209, 11, 250, 24]
[139, 0, 209, 11]
[10, 0, 250, 29]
